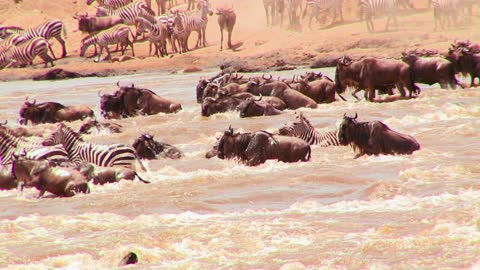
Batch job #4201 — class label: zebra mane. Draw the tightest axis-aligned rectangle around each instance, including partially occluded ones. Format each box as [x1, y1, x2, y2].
[59, 124, 84, 142]
[0, 130, 19, 148]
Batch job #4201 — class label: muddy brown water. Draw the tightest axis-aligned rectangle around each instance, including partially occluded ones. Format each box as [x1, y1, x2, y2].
[0, 68, 479, 269]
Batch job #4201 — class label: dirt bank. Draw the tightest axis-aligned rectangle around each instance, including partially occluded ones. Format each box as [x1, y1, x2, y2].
[0, 0, 479, 81]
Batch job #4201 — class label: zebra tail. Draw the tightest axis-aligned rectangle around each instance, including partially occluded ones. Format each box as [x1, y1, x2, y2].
[134, 172, 151, 184]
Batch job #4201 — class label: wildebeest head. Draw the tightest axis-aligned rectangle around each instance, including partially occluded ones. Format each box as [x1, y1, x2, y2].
[98, 90, 124, 119]
[338, 113, 358, 146]
[217, 126, 255, 160]
[201, 97, 219, 117]
[202, 83, 220, 101]
[237, 95, 263, 118]
[78, 118, 99, 134]
[196, 79, 210, 103]
[18, 97, 37, 125]
[335, 56, 354, 94]
[132, 133, 159, 160]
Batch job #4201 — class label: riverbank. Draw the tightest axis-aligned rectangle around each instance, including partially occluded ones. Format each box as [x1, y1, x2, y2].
[0, 0, 479, 81]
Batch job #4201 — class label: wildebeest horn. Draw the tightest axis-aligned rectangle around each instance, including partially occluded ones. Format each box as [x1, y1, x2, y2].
[31, 99, 36, 105]
[116, 81, 120, 87]
[343, 112, 347, 118]
[255, 94, 262, 101]
[353, 112, 358, 119]
[73, 11, 79, 19]
[97, 90, 104, 97]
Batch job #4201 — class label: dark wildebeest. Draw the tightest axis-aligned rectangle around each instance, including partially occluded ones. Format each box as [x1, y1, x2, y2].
[78, 162, 150, 185]
[338, 113, 420, 159]
[447, 47, 480, 87]
[201, 92, 255, 117]
[19, 98, 94, 125]
[217, 126, 311, 166]
[78, 118, 122, 134]
[335, 56, 419, 101]
[12, 158, 90, 197]
[237, 95, 286, 118]
[73, 12, 123, 33]
[98, 90, 125, 119]
[119, 252, 139, 266]
[271, 86, 318, 109]
[117, 83, 182, 115]
[132, 133, 183, 160]
[401, 51, 464, 89]
[216, 7, 236, 51]
[294, 76, 344, 103]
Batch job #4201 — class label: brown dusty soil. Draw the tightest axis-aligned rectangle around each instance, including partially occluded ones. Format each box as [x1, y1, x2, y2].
[0, 0, 479, 81]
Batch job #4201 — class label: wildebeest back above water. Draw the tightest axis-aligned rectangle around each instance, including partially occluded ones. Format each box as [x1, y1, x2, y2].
[338, 113, 420, 159]
[99, 82, 182, 119]
[216, 127, 311, 166]
[19, 98, 94, 125]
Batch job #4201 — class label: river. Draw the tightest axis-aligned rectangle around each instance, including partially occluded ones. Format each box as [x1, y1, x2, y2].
[0, 68, 479, 269]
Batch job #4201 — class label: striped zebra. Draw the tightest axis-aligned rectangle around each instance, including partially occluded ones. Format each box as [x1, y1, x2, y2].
[175, 0, 212, 49]
[0, 37, 54, 69]
[96, 1, 156, 25]
[302, 0, 343, 29]
[0, 26, 24, 39]
[42, 123, 145, 170]
[87, 0, 133, 9]
[0, 130, 69, 165]
[172, 11, 189, 53]
[0, 33, 27, 53]
[5, 20, 68, 59]
[80, 24, 135, 62]
[136, 17, 169, 57]
[358, 0, 410, 32]
[431, 0, 460, 30]
[278, 113, 340, 146]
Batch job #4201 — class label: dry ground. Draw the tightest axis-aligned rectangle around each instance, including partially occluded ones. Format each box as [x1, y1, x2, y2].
[0, 0, 479, 81]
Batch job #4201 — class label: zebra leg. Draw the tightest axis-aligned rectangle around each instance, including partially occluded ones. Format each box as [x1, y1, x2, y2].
[40, 53, 54, 68]
[366, 17, 374, 32]
[48, 44, 57, 60]
[97, 46, 104, 62]
[55, 36, 67, 58]
[129, 39, 135, 57]
[195, 30, 201, 48]
[202, 27, 207, 47]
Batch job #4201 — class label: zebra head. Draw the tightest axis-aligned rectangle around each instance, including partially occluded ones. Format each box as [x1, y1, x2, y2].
[43, 123, 84, 147]
[197, 0, 213, 17]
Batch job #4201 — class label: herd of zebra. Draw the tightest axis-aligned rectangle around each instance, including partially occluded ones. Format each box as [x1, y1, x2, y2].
[0, 0, 221, 68]
[269, 0, 480, 31]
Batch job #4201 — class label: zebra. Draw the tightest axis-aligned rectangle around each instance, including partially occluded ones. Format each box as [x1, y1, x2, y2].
[172, 11, 189, 53]
[278, 113, 340, 146]
[175, 0, 213, 49]
[358, 0, 412, 32]
[263, 0, 284, 26]
[86, 0, 133, 9]
[4, 20, 68, 59]
[0, 33, 27, 53]
[135, 17, 169, 57]
[431, 0, 461, 30]
[155, 14, 177, 52]
[43, 123, 145, 170]
[0, 37, 54, 69]
[80, 24, 135, 62]
[96, 1, 156, 25]
[302, 0, 344, 29]
[0, 130, 69, 165]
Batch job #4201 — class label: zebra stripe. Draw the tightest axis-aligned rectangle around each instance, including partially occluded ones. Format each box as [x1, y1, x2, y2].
[175, 0, 212, 48]
[87, 0, 133, 9]
[6, 20, 68, 58]
[43, 124, 141, 169]
[80, 24, 134, 62]
[431, 0, 460, 30]
[279, 114, 340, 146]
[0, 37, 54, 69]
[136, 17, 169, 57]
[96, 2, 156, 25]
[359, 0, 400, 32]
[0, 34, 27, 53]
[303, 0, 344, 28]
[0, 130, 69, 165]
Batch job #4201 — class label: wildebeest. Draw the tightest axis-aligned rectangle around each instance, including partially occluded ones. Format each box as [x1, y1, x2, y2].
[294, 76, 343, 103]
[201, 92, 254, 117]
[216, 7, 236, 50]
[216, 126, 311, 166]
[338, 113, 420, 159]
[99, 82, 182, 119]
[237, 95, 286, 118]
[132, 133, 183, 160]
[447, 47, 480, 87]
[335, 56, 419, 101]
[271, 86, 318, 109]
[401, 51, 464, 89]
[12, 158, 90, 197]
[19, 98, 94, 125]
[78, 118, 122, 134]
[78, 162, 150, 185]
[73, 12, 123, 33]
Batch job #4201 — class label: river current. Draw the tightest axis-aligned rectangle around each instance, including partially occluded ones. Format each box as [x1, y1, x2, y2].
[0, 68, 479, 269]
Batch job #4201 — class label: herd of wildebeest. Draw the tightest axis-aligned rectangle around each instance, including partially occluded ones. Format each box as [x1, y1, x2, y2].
[0, 39, 479, 198]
